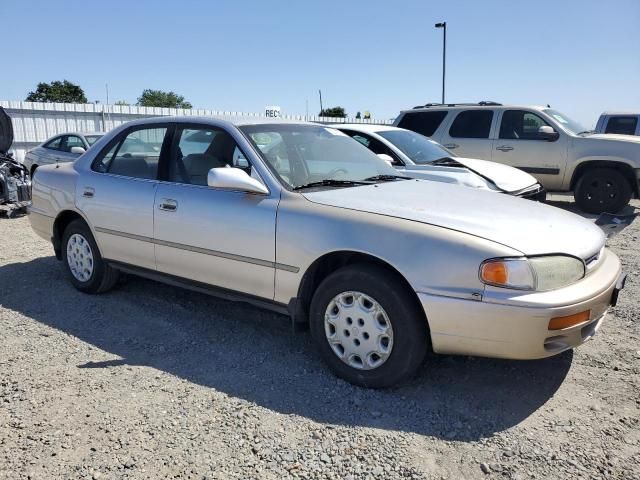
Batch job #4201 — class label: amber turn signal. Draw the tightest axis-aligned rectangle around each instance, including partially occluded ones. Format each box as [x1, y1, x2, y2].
[548, 310, 591, 330]
[480, 261, 508, 285]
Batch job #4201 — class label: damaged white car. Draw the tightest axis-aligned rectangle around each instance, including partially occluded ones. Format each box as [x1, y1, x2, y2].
[0, 107, 31, 217]
[337, 124, 545, 200]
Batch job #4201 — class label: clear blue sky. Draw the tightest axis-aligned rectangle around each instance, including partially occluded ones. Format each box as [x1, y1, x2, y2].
[2, 0, 639, 127]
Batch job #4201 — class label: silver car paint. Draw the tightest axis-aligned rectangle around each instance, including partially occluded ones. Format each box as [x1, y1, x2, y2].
[28, 117, 621, 361]
[23, 133, 103, 174]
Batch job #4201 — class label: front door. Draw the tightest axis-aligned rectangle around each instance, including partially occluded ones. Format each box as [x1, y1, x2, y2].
[77, 125, 171, 270]
[153, 124, 278, 300]
[492, 110, 568, 190]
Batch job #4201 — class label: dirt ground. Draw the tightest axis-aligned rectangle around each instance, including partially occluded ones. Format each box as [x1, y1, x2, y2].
[1, 197, 639, 480]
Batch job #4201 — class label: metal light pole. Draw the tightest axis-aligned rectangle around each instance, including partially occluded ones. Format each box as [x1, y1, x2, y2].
[435, 22, 446, 104]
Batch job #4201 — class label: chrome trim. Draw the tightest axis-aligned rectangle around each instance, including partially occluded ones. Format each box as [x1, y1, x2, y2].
[94, 226, 300, 273]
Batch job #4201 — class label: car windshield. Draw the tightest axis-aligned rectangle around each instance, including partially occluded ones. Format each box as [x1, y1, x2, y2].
[543, 109, 588, 135]
[377, 129, 455, 164]
[240, 124, 401, 189]
[84, 135, 103, 146]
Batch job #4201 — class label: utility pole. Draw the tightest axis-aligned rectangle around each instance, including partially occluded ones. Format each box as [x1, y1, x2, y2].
[318, 89, 323, 116]
[435, 22, 446, 104]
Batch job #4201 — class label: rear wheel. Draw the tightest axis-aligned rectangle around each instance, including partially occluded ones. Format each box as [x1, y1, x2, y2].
[574, 167, 632, 214]
[61, 219, 119, 293]
[309, 264, 428, 388]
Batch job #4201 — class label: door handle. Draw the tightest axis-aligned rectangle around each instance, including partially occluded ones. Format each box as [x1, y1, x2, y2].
[158, 199, 178, 212]
[496, 145, 514, 152]
[443, 143, 459, 149]
[82, 187, 95, 198]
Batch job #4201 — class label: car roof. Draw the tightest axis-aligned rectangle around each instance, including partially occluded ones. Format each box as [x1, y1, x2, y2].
[47, 132, 106, 138]
[120, 116, 314, 129]
[400, 104, 549, 114]
[334, 123, 403, 133]
[600, 111, 640, 116]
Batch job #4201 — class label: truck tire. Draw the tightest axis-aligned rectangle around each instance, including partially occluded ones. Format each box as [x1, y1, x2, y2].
[574, 167, 632, 214]
[309, 263, 429, 388]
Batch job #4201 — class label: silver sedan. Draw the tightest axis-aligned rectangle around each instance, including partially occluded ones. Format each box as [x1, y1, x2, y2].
[28, 117, 624, 387]
[23, 132, 103, 177]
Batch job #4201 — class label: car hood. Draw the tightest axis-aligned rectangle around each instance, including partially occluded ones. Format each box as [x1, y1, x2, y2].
[587, 133, 640, 144]
[397, 164, 499, 191]
[0, 107, 14, 154]
[302, 180, 604, 258]
[450, 157, 539, 192]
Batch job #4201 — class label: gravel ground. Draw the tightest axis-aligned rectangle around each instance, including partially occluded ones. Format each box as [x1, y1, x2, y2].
[1, 198, 639, 480]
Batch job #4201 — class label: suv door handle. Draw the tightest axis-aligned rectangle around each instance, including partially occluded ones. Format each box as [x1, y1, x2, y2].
[158, 199, 178, 212]
[443, 143, 459, 149]
[496, 145, 514, 152]
[82, 187, 95, 198]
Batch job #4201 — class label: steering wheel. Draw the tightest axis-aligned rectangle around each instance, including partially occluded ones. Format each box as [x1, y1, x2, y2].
[326, 168, 348, 179]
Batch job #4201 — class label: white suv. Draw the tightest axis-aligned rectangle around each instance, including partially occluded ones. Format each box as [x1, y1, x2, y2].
[394, 102, 640, 213]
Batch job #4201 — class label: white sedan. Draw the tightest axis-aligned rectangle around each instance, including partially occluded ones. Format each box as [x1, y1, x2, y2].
[336, 124, 545, 200]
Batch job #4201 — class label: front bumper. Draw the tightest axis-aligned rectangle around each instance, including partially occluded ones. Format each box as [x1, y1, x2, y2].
[418, 248, 623, 360]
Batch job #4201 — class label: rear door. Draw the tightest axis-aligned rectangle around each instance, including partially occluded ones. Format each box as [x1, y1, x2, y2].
[436, 109, 496, 159]
[77, 124, 172, 270]
[492, 109, 568, 190]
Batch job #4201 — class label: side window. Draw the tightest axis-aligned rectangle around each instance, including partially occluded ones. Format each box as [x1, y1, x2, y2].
[61, 135, 85, 152]
[44, 137, 62, 150]
[396, 111, 447, 137]
[449, 110, 494, 139]
[93, 127, 166, 180]
[499, 110, 551, 140]
[169, 127, 250, 186]
[342, 131, 402, 165]
[605, 116, 638, 135]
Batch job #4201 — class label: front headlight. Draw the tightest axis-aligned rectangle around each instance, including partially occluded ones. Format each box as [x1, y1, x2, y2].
[480, 255, 585, 291]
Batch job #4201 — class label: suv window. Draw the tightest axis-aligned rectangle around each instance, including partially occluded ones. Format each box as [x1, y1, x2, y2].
[605, 116, 637, 135]
[396, 111, 447, 137]
[44, 136, 63, 150]
[169, 127, 250, 186]
[61, 135, 85, 152]
[449, 110, 493, 138]
[93, 127, 167, 179]
[341, 130, 402, 165]
[499, 110, 551, 140]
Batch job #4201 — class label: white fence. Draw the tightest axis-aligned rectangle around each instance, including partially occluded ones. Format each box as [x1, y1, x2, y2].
[1, 100, 392, 162]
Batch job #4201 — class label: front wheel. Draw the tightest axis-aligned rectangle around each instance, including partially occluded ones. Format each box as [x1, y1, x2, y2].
[574, 167, 632, 214]
[309, 264, 429, 388]
[61, 219, 119, 293]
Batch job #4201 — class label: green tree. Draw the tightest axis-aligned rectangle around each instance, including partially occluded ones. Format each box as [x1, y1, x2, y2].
[319, 106, 346, 118]
[355, 111, 362, 119]
[114, 100, 130, 106]
[25, 80, 87, 103]
[137, 89, 192, 109]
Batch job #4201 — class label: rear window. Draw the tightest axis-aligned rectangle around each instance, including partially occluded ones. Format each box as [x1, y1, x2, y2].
[396, 111, 447, 137]
[605, 116, 637, 135]
[449, 110, 494, 139]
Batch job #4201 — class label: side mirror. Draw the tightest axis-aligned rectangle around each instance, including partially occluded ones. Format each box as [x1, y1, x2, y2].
[377, 153, 395, 165]
[207, 167, 268, 194]
[538, 125, 559, 141]
[70, 146, 86, 155]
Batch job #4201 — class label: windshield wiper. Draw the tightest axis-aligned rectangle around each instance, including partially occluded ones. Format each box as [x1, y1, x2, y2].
[292, 179, 370, 191]
[361, 174, 411, 182]
[577, 130, 596, 135]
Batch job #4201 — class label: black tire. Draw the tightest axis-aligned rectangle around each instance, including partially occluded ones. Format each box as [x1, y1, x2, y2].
[61, 219, 119, 294]
[574, 167, 632, 214]
[309, 264, 429, 388]
[30, 165, 38, 178]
